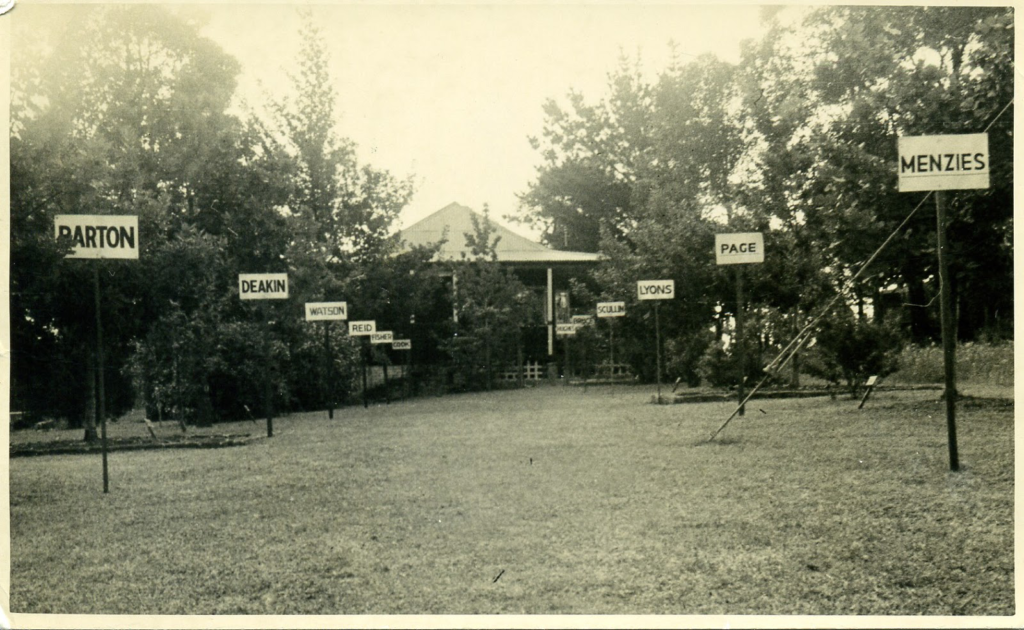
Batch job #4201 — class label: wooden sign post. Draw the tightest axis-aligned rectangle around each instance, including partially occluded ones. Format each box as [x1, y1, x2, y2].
[349, 320, 376, 408]
[715, 232, 765, 416]
[898, 132, 990, 472]
[305, 301, 348, 419]
[55, 214, 139, 493]
[637, 280, 674, 403]
[240, 273, 289, 437]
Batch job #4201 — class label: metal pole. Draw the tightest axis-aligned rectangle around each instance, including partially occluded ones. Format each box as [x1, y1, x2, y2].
[735, 265, 745, 417]
[654, 301, 662, 403]
[324, 321, 333, 419]
[936, 191, 959, 471]
[94, 265, 109, 493]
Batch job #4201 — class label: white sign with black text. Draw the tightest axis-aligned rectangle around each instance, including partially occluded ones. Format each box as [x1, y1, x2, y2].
[715, 233, 764, 265]
[897, 133, 989, 192]
[392, 339, 412, 350]
[304, 302, 348, 321]
[348, 320, 376, 336]
[596, 301, 626, 317]
[239, 273, 289, 300]
[637, 280, 675, 300]
[55, 215, 139, 259]
[370, 331, 394, 344]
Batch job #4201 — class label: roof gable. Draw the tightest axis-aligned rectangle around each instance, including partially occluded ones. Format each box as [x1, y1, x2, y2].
[400, 202, 602, 264]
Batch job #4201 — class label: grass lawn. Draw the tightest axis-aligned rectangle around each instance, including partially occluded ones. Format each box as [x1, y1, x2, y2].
[8, 384, 1014, 616]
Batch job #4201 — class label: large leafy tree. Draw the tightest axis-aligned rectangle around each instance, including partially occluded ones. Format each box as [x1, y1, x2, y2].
[10, 5, 257, 434]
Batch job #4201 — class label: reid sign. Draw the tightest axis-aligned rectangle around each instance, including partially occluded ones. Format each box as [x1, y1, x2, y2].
[348, 320, 376, 336]
[898, 133, 989, 192]
[239, 273, 288, 300]
[55, 215, 139, 259]
[637, 280, 675, 300]
[715, 233, 764, 265]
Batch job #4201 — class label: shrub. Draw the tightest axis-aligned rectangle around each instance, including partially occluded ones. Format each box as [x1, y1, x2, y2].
[804, 312, 904, 394]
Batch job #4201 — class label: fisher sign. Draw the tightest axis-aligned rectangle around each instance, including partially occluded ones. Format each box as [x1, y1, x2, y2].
[55, 215, 139, 259]
[239, 273, 288, 300]
[348, 320, 376, 336]
[305, 302, 348, 321]
[637, 279, 674, 300]
[392, 339, 412, 350]
[716, 233, 764, 265]
[898, 133, 989, 192]
[596, 301, 626, 317]
[370, 331, 394, 344]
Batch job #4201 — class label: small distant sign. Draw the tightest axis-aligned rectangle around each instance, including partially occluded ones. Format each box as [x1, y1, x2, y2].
[556, 323, 578, 336]
[637, 280, 675, 300]
[898, 133, 989, 192]
[392, 339, 412, 350]
[305, 302, 348, 321]
[571, 315, 594, 327]
[348, 320, 376, 336]
[715, 233, 764, 265]
[55, 215, 139, 259]
[239, 273, 288, 300]
[596, 301, 626, 317]
[370, 331, 394, 344]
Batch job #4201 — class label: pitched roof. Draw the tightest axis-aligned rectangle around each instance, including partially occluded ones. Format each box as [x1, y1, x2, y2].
[400, 202, 603, 264]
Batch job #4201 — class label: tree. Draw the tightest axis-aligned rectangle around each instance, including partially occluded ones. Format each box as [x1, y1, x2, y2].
[10, 5, 252, 436]
[443, 209, 542, 391]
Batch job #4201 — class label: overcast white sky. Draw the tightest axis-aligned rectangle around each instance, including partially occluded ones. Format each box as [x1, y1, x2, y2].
[196, 4, 770, 237]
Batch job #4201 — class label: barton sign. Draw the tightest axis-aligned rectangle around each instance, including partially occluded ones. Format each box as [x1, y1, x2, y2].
[239, 273, 288, 300]
[637, 279, 675, 300]
[897, 133, 990, 192]
[55, 215, 139, 259]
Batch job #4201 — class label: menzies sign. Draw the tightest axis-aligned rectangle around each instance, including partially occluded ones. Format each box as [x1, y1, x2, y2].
[55, 215, 139, 259]
[898, 133, 989, 192]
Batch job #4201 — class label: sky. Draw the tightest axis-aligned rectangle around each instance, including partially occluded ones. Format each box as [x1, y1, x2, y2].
[196, 3, 770, 238]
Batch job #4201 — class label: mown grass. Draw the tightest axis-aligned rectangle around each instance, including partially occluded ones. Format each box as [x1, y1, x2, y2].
[9, 385, 1014, 616]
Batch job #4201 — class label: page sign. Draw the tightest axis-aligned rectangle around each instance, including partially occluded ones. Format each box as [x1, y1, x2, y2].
[715, 233, 764, 265]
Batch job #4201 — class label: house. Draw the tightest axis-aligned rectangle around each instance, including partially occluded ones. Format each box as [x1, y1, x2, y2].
[400, 202, 602, 367]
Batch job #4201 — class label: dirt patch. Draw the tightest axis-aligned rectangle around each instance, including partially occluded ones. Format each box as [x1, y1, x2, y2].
[10, 433, 259, 458]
